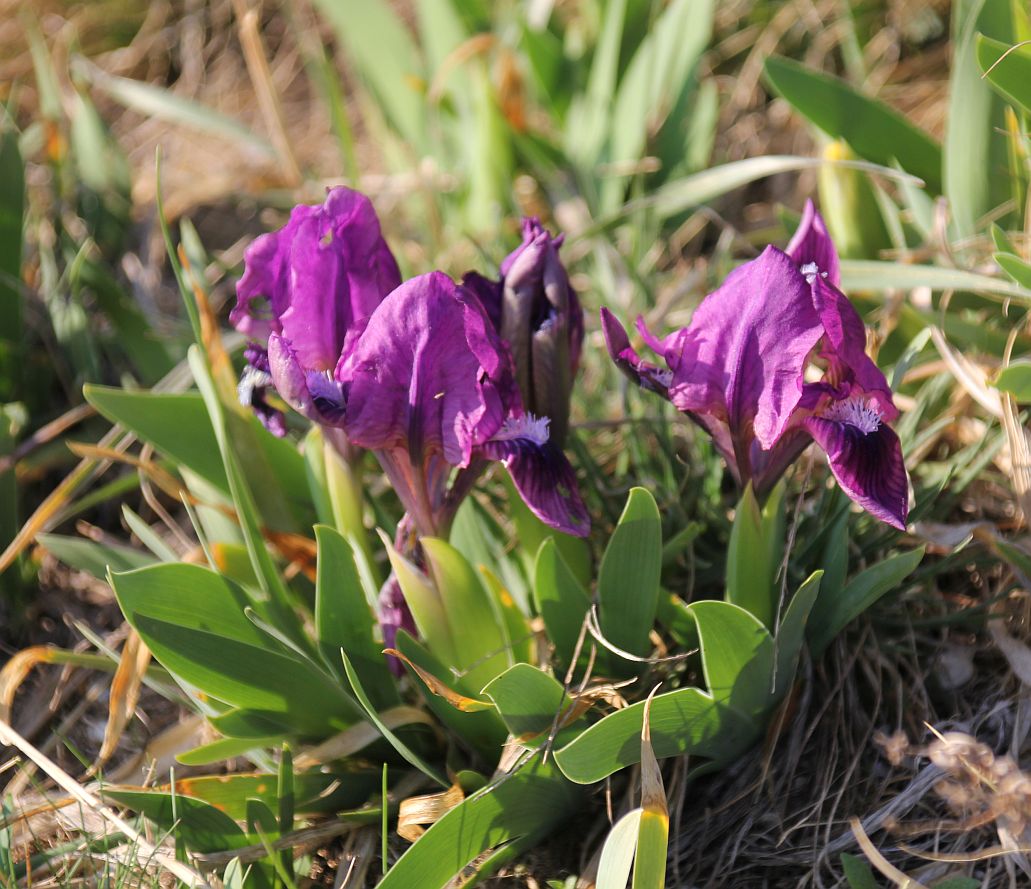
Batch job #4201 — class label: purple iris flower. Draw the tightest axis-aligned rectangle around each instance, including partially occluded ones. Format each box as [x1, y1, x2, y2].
[230, 187, 402, 434]
[602, 200, 908, 530]
[462, 218, 584, 446]
[336, 271, 590, 540]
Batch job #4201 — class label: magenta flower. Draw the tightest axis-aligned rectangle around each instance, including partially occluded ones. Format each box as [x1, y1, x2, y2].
[230, 187, 401, 433]
[463, 218, 584, 446]
[337, 271, 590, 538]
[603, 201, 908, 530]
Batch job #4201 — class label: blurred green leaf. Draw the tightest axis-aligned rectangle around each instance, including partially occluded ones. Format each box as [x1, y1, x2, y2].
[839, 259, 1031, 303]
[598, 487, 662, 667]
[808, 546, 925, 655]
[840, 853, 880, 889]
[77, 61, 275, 156]
[0, 125, 24, 403]
[37, 533, 155, 579]
[763, 56, 942, 192]
[945, 0, 1015, 238]
[993, 360, 1031, 400]
[600, 0, 714, 212]
[977, 33, 1031, 114]
[311, 0, 428, 153]
[995, 252, 1031, 288]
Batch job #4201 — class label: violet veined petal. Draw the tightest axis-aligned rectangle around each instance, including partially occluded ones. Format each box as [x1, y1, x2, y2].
[268, 333, 347, 427]
[481, 415, 590, 536]
[662, 246, 823, 449]
[803, 414, 908, 529]
[600, 308, 673, 397]
[338, 272, 513, 467]
[786, 199, 841, 287]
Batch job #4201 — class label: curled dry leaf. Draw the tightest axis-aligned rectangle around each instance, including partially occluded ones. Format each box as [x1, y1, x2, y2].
[396, 783, 465, 842]
[98, 628, 152, 766]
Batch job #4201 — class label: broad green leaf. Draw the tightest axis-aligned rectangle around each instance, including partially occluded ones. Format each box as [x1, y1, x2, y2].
[37, 533, 154, 579]
[763, 56, 942, 192]
[945, 0, 1015, 238]
[341, 650, 448, 788]
[689, 600, 775, 720]
[395, 631, 508, 760]
[314, 526, 398, 708]
[481, 663, 566, 737]
[311, 0, 428, 152]
[773, 571, 823, 699]
[993, 360, 1031, 401]
[102, 789, 249, 854]
[839, 259, 1031, 304]
[597, 809, 642, 889]
[554, 686, 756, 784]
[111, 563, 360, 736]
[817, 140, 892, 261]
[597, 487, 662, 665]
[533, 538, 591, 668]
[977, 33, 1031, 114]
[808, 547, 925, 654]
[385, 534, 456, 666]
[422, 537, 509, 689]
[376, 754, 581, 889]
[725, 484, 783, 630]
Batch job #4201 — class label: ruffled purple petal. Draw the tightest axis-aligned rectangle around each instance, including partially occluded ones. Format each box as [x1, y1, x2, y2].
[461, 271, 503, 332]
[786, 199, 840, 288]
[267, 333, 347, 427]
[481, 415, 590, 536]
[661, 246, 823, 449]
[337, 272, 514, 467]
[803, 414, 908, 529]
[230, 188, 400, 372]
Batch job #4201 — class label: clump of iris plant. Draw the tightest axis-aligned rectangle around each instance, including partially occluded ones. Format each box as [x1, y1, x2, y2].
[602, 200, 909, 529]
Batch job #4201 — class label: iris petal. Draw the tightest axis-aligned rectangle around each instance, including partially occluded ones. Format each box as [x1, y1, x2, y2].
[804, 415, 908, 529]
[785, 199, 841, 287]
[483, 428, 590, 536]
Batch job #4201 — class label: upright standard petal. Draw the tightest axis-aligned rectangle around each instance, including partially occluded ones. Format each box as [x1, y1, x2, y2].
[786, 199, 841, 287]
[231, 187, 400, 432]
[338, 272, 513, 468]
[661, 246, 823, 450]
